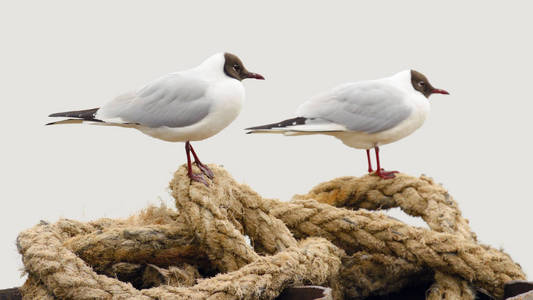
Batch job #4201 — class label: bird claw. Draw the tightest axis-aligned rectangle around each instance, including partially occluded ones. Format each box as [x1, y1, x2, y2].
[375, 169, 399, 179]
[188, 173, 209, 186]
[195, 162, 214, 179]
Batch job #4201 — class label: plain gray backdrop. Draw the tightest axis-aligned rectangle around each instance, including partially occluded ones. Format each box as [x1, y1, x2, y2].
[1, 0, 532, 288]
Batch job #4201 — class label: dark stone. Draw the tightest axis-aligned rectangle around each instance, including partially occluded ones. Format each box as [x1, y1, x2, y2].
[505, 281, 533, 298]
[276, 286, 332, 300]
[476, 288, 496, 300]
[0, 288, 21, 300]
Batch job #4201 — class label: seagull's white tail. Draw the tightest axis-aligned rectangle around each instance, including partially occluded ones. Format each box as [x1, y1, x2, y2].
[246, 117, 346, 135]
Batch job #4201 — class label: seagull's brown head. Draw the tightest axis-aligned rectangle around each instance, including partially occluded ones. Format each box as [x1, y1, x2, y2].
[410, 70, 449, 98]
[223, 53, 264, 81]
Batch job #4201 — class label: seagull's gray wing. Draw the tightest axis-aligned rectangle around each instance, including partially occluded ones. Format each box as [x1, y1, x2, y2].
[98, 73, 211, 128]
[296, 81, 413, 134]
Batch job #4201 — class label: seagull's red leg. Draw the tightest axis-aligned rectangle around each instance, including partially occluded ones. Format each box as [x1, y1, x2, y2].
[185, 141, 208, 186]
[366, 149, 373, 173]
[374, 146, 398, 179]
[188, 142, 214, 179]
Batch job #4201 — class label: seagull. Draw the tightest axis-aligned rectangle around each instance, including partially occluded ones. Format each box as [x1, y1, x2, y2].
[48, 52, 264, 185]
[246, 70, 448, 179]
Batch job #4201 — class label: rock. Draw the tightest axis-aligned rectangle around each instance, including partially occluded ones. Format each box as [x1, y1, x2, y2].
[505, 281, 533, 299]
[276, 286, 332, 300]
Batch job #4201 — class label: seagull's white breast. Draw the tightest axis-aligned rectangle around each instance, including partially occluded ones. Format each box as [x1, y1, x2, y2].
[199, 79, 245, 138]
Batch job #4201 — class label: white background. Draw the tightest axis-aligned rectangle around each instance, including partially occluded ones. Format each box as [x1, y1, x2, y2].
[1, 0, 532, 289]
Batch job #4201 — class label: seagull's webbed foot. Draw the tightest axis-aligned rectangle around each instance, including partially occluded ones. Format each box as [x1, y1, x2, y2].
[188, 172, 209, 186]
[375, 169, 399, 179]
[195, 161, 214, 179]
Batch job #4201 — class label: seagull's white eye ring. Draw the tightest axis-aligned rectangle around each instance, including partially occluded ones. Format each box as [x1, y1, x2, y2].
[418, 81, 425, 87]
[233, 64, 241, 72]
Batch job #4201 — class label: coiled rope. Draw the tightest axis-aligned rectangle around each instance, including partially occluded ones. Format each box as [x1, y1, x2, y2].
[17, 165, 525, 299]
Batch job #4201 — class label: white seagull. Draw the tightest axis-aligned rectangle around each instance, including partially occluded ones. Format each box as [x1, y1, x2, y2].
[246, 70, 448, 179]
[48, 52, 264, 185]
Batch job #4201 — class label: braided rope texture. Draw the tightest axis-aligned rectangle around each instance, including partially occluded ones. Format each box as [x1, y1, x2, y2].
[17, 164, 525, 299]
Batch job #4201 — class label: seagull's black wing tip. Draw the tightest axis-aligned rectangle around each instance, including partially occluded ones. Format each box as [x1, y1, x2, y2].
[48, 112, 60, 118]
[244, 124, 266, 131]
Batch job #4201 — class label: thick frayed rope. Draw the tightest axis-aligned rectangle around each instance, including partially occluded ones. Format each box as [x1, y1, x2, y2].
[17, 165, 525, 299]
[296, 173, 478, 299]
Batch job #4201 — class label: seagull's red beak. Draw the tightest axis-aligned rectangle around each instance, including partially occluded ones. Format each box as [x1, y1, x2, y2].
[245, 72, 265, 80]
[431, 88, 449, 95]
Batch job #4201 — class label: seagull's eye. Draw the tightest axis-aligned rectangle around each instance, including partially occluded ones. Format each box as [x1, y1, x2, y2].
[233, 64, 241, 72]
[418, 81, 425, 87]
